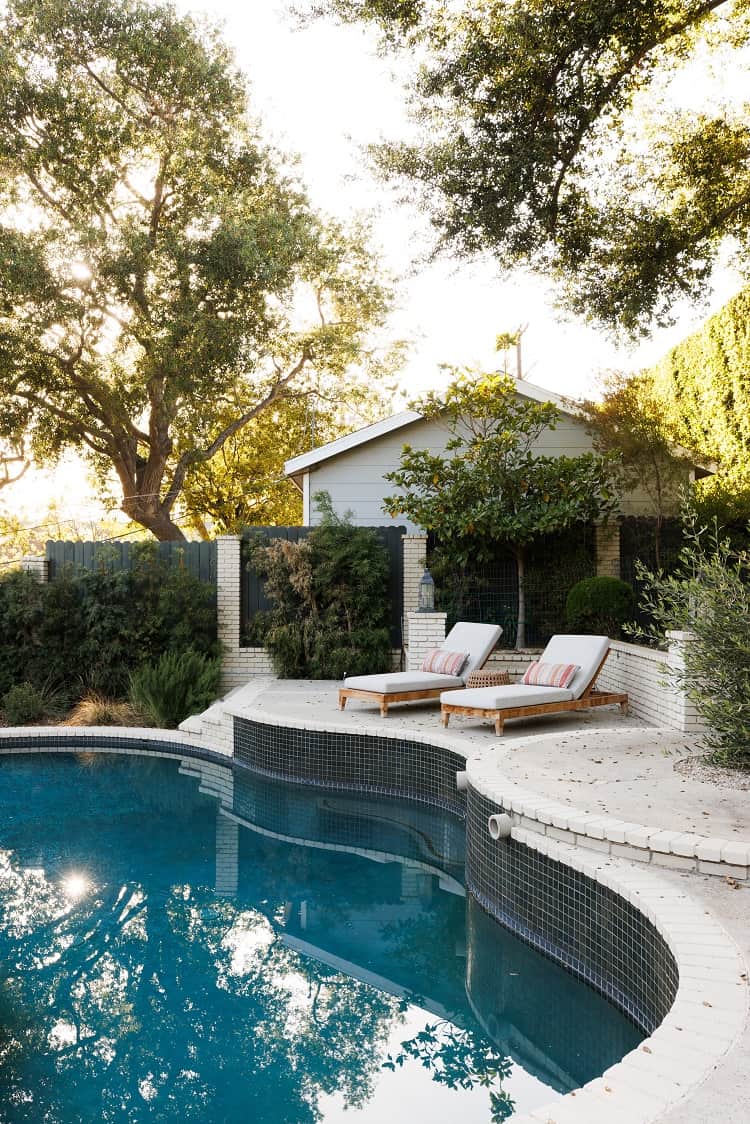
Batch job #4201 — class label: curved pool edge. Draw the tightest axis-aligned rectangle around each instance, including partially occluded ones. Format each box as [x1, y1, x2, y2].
[220, 702, 750, 878]
[0, 719, 747, 1124]
[489, 827, 747, 1124]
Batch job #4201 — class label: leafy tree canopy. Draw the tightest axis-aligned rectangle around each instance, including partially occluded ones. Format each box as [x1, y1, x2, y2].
[180, 373, 397, 536]
[0, 0, 395, 540]
[384, 371, 619, 645]
[580, 371, 693, 565]
[312, 0, 749, 334]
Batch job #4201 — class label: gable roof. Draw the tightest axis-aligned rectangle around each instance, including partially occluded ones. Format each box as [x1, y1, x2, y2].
[284, 378, 577, 478]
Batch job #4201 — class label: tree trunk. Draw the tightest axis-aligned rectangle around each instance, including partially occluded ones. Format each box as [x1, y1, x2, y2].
[121, 497, 187, 541]
[516, 547, 527, 650]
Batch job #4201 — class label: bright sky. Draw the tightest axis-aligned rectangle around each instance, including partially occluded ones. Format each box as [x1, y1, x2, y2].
[4, 0, 745, 529]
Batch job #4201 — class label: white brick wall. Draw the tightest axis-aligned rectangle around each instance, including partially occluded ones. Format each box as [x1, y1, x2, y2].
[597, 632, 707, 733]
[20, 557, 49, 581]
[217, 536, 276, 689]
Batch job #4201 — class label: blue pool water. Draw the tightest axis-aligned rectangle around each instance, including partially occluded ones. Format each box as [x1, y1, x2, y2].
[0, 752, 640, 1122]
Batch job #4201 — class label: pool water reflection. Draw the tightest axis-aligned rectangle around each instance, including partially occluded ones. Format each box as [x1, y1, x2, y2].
[0, 752, 640, 1122]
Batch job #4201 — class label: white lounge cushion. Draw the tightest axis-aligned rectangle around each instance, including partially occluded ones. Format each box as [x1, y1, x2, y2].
[536, 635, 609, 699]
[345, 671, 464, 693]
[440, 684, 575, 709]
[442, 622, 502, 678]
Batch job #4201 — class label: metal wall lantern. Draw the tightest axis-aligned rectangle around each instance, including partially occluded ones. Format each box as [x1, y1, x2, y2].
[418, 567, 435, 612]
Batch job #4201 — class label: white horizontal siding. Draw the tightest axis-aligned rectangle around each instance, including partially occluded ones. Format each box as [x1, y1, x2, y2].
[303, 412, 687, 526]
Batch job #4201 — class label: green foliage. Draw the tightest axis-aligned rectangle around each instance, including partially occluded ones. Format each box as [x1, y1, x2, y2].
[581, 372, 693, 566]
[251, 494, 392, 678]
[632, 515, 750, 767]
[430, 530, 596, 648]
[129, 649, 221, 729]
[384, 370, 619, 646]
[180, 380, 397, 535]
[0, 0, 394, 540]
[1, 682, 45, 725]
[647, 287, 750, 509]
[566, 576, 636, 639]
[0, 553, 218, 702]
[316, 0, 750, 333]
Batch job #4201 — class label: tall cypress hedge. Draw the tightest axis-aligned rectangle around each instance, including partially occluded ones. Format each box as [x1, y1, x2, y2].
[648, 288, 750, 487]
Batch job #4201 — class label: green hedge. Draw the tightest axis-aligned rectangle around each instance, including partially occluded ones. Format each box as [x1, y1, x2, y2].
[566, 575, 636, 638]
[0, 548, 218, 701]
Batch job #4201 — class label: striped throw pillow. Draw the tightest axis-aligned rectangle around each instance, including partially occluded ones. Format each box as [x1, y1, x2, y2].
[522, 661, 578, 689]
[421, 649, 469, 677]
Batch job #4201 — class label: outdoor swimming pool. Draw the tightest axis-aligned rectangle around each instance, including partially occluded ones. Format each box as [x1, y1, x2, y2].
[0, 751, 641, 1122]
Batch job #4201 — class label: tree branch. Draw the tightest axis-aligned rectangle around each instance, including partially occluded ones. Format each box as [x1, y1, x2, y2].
[160, 349, 313, 513]
[547, 1, 729, 226]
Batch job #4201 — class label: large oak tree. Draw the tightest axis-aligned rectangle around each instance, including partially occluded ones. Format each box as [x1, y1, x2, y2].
[314, 0, 748, 334]
[0, 0, 393, 539]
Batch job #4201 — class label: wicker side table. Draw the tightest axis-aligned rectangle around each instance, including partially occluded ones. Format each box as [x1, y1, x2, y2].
[465, 669, 511, 688]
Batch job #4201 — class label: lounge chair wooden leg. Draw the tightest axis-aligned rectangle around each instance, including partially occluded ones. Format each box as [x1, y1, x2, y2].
[380, 701, 388, 717]
[338, 693, 347, 711]
[441, 711, 449, 727]
[620, 700, 628, 714]
[494, 716, 504, 736]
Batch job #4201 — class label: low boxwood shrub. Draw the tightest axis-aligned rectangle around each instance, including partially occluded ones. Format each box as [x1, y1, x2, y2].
[566, 575, 636, 637]
[129, 649, 221, 729]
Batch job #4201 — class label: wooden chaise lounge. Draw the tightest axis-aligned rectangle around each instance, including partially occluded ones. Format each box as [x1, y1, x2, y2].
[440, 634, 628, 736]
[338, 621, 502, 717]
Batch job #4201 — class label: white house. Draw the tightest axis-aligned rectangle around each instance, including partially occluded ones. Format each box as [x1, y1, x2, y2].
[284, 377, 690, 530]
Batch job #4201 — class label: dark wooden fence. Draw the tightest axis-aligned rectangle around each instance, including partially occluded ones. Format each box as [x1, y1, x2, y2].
[241, 525, 405, 648]
[45, 539, 216, 583]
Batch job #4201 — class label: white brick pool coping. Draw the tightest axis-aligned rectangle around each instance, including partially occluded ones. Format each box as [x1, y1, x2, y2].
[0, 716, 748, 1123]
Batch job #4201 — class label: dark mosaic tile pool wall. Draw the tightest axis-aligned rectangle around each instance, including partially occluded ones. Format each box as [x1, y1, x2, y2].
[467, 787, 679, 1035]
[232, 770, 466, 884]
[464, 896, 641, 1092]
[233, 718, 467, 816]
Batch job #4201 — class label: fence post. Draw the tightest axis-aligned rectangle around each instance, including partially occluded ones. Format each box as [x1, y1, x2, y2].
[216, 535, 242, 690]
[666, 630, 707, 735]
[21, 558, 49, 582]
[406, 610, 447, 671]
[402, 534, 428, 646]
[595, 520, 620, 578]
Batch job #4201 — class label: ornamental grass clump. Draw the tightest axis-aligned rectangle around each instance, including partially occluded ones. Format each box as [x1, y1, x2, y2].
[63, 693, 147, 728]
[633, 516, 750, 768]
[129, 650, 221, 729]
